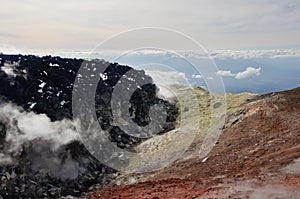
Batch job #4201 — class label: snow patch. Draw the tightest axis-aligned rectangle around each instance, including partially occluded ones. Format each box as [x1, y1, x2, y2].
[57, 91, 62, 97]
[29, 102, 37, 109]
[39, 82, 46, 88]
[49, 63, 59, 67]
[99, 73, 108, 80]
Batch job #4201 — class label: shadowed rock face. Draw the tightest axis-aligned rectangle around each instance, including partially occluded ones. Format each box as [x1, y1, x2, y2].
[0, 54, 178, 198]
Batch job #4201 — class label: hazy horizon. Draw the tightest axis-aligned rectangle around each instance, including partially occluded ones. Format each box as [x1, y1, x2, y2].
[1, 0, 299, 94]
[1, 0, 300, 50]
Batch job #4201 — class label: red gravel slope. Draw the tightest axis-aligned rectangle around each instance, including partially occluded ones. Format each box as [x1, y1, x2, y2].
[86, 87, 300, 199]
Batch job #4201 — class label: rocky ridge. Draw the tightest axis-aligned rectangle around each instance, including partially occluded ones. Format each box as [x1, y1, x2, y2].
[0, 54, 178, 198]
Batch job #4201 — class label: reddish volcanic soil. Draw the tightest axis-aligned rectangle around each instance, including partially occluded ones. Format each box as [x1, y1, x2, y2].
[86, 87, 300, 199]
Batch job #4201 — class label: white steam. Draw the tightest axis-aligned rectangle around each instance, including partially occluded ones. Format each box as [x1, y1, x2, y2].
[282, 158, 300, 174]
[0, 61, 27, 79]
[0, 103, 79, 154]
[0, 103, 83, 180]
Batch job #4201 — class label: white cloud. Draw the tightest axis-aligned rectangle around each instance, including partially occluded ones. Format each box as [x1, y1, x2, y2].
[145, 70, 188, 98]
[216, 67, 261, 79]
[216, 70, 235, 77]
[21, 49, 300, 60]
[184, 49, 300, 59]
[235, 67, 261, 79]
[0, 43, 22, 54]
[208, 49, 300, 59]
[145, 70, 187, 85]
[192, 74, 202, 79]
[191, 74, 215, 81]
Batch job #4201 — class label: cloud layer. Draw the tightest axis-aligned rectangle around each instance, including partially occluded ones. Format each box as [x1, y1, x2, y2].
[26, 49, 300, 61]
[216, 67, 261, 79]
[0, 0, 299, 49]
[183, 49, 300, 59]
[235, 67, 261, 79]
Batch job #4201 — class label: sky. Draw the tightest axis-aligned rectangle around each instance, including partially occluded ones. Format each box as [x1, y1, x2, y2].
[1, 0, 299, 94]
[0, 0, 300, 51]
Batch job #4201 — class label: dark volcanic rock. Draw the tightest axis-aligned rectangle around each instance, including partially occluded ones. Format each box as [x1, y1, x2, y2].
[0, 54, 178, 198]
[0, 121, 5, 150]
[0, 54, 178, 145]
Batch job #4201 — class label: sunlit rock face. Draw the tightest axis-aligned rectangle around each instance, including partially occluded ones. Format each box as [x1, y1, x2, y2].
[0, 54, 178, 198]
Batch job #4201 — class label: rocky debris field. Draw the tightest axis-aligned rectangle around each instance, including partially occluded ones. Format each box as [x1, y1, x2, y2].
[0, 54, 178, 198]
[87, 87, 300, 198]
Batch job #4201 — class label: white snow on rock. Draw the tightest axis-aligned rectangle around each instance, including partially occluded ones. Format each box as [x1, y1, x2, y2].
[99, 73, 108, 80]
[29, 102, 37, 109]
[127, 77, 135, 81]
[57, 91, 62, 97]
[49, 63, 59, 67]
[39, 82, 46, 88]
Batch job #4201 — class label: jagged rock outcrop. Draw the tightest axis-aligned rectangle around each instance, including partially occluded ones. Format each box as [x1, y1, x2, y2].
[0, 54, 178, 198]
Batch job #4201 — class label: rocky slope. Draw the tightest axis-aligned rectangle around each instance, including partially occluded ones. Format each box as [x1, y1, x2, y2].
[0, 54, 178, 198]
[1, 53, 299, 199]
[87, 87, 300, 199]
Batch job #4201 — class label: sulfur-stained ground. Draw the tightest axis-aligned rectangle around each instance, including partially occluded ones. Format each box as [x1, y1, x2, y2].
[86, 87, 300, 199]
